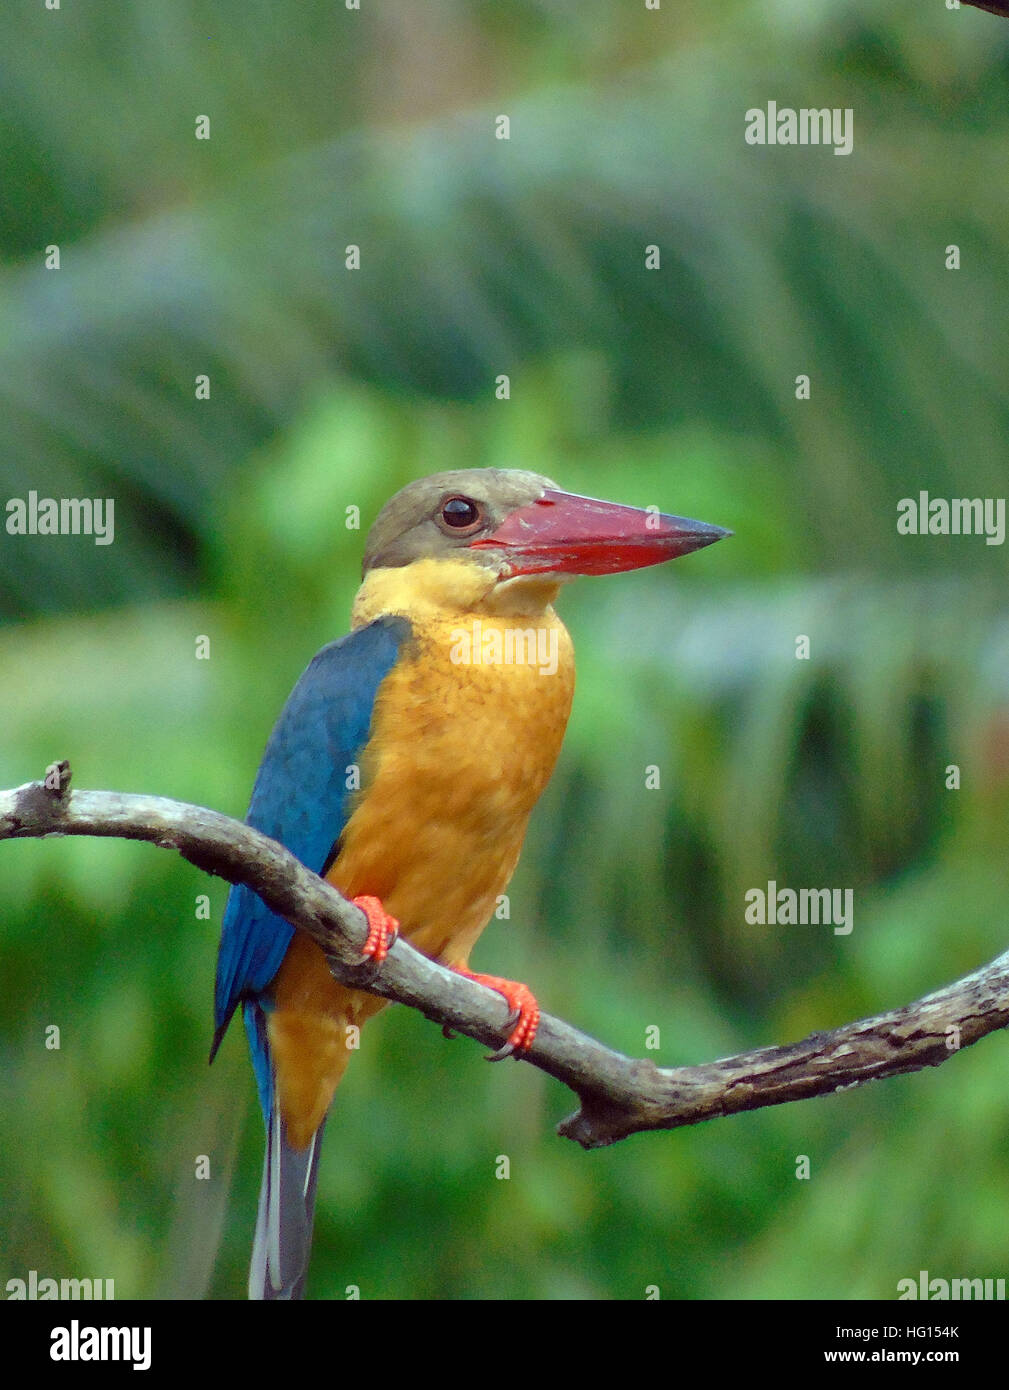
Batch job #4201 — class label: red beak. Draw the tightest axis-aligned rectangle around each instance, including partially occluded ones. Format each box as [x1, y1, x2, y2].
[470, 488, 731, 577]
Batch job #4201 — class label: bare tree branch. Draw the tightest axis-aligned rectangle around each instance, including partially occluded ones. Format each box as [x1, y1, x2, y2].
[3, 762, 1008, 1148]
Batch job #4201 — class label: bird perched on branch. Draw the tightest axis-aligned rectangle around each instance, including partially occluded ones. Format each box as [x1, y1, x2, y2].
[211, 468, 729, 1298]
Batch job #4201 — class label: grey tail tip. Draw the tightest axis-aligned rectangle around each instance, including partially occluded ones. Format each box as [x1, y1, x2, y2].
[249, 1108, 326, 1301]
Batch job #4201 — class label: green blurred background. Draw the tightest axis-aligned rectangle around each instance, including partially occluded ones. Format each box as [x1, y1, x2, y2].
[2, 0, 1009, 1300]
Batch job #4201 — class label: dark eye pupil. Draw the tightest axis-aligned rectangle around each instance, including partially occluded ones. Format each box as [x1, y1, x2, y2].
[442, 497, 479, 528]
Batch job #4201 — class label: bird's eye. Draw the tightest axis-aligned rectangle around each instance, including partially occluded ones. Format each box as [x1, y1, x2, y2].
[439, 496, 483, 532]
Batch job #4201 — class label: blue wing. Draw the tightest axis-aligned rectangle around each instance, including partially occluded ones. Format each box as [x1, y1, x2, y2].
[211, 614, 412, 1083]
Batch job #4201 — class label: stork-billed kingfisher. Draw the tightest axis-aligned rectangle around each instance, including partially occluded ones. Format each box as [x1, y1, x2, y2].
[211, 468, 729, 1299]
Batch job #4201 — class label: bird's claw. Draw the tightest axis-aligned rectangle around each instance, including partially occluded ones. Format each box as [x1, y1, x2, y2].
[352, 895, 400, 969]
[485, 1005, 523, 1057]
[448, 966, 540, 1062]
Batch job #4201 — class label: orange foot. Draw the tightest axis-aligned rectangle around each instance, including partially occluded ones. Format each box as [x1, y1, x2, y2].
[352, 895, 399, 965]
[451, 965, 540, 1061]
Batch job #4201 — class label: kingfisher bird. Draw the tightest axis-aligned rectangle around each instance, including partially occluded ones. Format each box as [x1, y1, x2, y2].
[211, 468, 729, 1299]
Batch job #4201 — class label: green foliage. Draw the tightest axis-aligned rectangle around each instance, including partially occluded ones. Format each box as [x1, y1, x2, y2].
[1, 0, 1008, 1300]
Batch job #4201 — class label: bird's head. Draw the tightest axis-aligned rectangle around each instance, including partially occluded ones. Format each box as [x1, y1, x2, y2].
[362, 469, 729, 611]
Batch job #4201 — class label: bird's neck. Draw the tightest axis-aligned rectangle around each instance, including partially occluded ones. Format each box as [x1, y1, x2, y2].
[352, 557, 564, 628]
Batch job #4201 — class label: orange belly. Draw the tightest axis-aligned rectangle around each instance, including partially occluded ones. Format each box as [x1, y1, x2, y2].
[268, 606, 574, 1147]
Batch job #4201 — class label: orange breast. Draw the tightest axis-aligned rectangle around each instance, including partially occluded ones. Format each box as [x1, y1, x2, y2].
[269, 603, 574, 1147]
